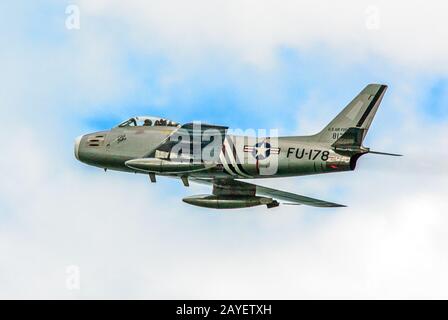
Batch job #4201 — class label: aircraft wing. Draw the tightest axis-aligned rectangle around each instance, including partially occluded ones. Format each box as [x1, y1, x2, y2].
[146, 122, 228, 160]
[190, 178, 346, 208]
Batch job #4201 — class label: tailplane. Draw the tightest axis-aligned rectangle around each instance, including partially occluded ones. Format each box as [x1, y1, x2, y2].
[331, 127, 402, 156]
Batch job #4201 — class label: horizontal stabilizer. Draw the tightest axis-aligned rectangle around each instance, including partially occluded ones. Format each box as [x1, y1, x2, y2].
[368, 150, 403, 156]
[332, 127, 365, 148]
[332, 128, 403, 157]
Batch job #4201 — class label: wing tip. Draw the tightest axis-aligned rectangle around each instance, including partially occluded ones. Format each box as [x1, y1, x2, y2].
[323, 203, 347, 208]
[283, 202, 347, 208]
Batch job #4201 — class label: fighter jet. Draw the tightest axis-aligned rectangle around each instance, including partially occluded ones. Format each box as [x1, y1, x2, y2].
[75, 84, 400, 209]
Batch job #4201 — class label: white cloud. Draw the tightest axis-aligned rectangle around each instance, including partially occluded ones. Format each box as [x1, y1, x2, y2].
[78, 0, 448, 72]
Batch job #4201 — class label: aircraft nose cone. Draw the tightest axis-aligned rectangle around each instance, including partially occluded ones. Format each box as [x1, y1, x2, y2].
[74, 135, 83, 160]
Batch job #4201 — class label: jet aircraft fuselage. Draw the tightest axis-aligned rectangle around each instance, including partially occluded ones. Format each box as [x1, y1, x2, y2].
[75, 84, 400, 209]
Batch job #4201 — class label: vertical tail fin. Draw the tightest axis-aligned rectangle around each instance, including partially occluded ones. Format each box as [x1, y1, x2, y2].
[313, 84, 387, 144]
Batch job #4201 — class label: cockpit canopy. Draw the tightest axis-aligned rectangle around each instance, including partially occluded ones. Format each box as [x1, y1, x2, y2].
[117, 116, 180, 128]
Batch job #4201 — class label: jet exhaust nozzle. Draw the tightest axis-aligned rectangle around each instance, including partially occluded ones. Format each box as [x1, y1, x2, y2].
[182, 194, 274, 209]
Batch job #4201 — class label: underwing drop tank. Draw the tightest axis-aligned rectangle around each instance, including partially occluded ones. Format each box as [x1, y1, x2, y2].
[182, 194, 278, 209]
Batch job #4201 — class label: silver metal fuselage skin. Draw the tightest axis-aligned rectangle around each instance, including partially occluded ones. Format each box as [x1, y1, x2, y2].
[76, 125, 354, 179]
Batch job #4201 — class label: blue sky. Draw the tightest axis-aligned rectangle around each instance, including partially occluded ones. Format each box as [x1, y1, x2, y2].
[1, 0, 448, 299]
